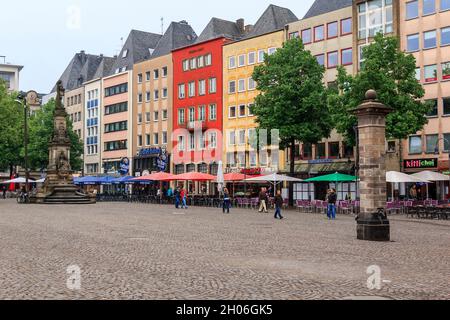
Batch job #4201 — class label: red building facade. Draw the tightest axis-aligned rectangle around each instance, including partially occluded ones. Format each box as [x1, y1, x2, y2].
[172, 37, 228, 175]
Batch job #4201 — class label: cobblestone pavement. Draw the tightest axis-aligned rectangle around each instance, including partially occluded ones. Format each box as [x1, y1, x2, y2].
[0, 199, 448, 300]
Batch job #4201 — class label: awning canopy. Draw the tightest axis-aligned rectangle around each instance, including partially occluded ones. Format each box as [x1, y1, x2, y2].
[1, 177, 35, 184]
[244, 173, 303, 183]
[171, 172, 216, 181]
[112, 176, 135, 184]
[304, 172, 357, 183]
[411, 171, 450, 182]
[132, 172, 174, 182]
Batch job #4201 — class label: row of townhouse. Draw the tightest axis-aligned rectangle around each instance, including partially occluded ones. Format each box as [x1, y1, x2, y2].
[48, 0, 450, 193]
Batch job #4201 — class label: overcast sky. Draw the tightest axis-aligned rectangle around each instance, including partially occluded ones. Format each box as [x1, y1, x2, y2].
[0, 0, 315, 93]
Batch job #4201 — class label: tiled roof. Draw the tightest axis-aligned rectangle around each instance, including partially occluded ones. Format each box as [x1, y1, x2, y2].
[246, 4, 298, 38]
[109, 30, 162, 75]
[196, 18, 245, 43]
[303, 0, 352, 19]
[92, 56, 116, 79]
[152, 21, 198, 57]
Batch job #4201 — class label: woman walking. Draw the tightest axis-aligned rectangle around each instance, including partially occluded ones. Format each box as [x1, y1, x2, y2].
[327, 189, 337, 220]
[180, 187, 188, 209]
[258, 187, 269, 213]
[274, 191, 284, 220]
[223, 188, 231, 214]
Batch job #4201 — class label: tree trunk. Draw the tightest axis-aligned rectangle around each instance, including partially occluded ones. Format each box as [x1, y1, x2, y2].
[289, 139, 296, 207]
[398, 139, 403, 172]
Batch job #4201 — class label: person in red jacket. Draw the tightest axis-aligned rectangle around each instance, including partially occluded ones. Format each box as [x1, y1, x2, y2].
[180, 188, 188, 209]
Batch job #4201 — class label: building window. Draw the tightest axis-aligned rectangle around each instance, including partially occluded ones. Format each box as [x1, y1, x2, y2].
[268, 47, 277, 55]
[182, 60, 189, 71]
[239, 104, 246, 117]
[188, 107, 195, 123]
[205, 54, 212, 66]
[178, 84, 185, 99]
[314, 25, 324, 42]
[104, 140, 127, 151]
[301, 28, 312, 44]
[238, 54, 246, 67]
[105, 102, 128, 115]
[138, 74, 143, 83]
[248, 52, 256, 65]
[409, 136, 422, 154]
[426, 134, 438, 154]
[442, 0, 450, 10]
[138, 93, 143, 103]
[104, 121, 128, 133]
[341, 18, 352, 35]
[162, 88, 168, 99]
[444, 133, 450, 152]
[229, 106, 236, 118]
[153, 133, 159, 145]
[442, 27, 450, 46]
[209, 78, 217, 93]
[229, 131, 236, 146]
[424, 30, 437, 49]
[229, 81, 236, 94]
[154, 69, 159, 79]
[178, 136, 185, 151]
[190, 58, 197, 70]
[407, 33, 420, 52]
[248, 77, 256, 90]
[154, 111, 159, 122]
[258, 49, 266, 63]
[316, 54, 325, 66]
[303, 143, 313, 159]
[154, 90, 159, 101]
[248, 103, 254, 116]
[146, 71, 151, 81]
[209, 132, 217, 149]
[341, 48, 353, 65]
[426, 99, 438, 117]
[443, 62, 450, 80]
[229, 56, 236, 69]
[209, 104, 217, 121]
[443, 98, 450, 115]
[146, 134, 151, 146]
[178, 109, 185, 124]
[327, 51, 338, 68]
[423, 0, 436, 15]
[424, 64, 437, 82]
[188, 82, 195, 97]
[238, 79, 245, 92]
[198, 80, 206, 96]
[316, 143, 326, 159]
[238, 130, 246, 145]
[329, 142, 340, 159]
[406, 0, 419, 19]
[104, 83, 128, 97]
[146, 112, 151, 122]
[162, 67, 168, 77]
[289, 31, 299, 39]
[415, 67, 421, 81]
[162, 132, 168, 145]
[198, 105, 206, 122]
[162, 110, 168, 120]
[327, 21, 338, 39]
[146, 91, 151, 102]
[358, 0, 393, 39]
[197, 56, 204, 68]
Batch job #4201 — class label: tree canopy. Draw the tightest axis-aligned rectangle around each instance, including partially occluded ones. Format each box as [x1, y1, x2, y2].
[330, 33, 431, 145]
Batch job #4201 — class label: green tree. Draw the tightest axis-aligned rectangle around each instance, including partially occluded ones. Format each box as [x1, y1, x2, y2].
[252, 38, 333, 202]
[0, 81, 23, 174]
[27, 99, 83, 171]
[330, 34, 431, 150]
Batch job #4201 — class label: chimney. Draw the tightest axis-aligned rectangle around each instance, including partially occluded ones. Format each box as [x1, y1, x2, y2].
[245, 24, 253, 33]
[236, 19, 245, 33]
[179, 20, 188, 25]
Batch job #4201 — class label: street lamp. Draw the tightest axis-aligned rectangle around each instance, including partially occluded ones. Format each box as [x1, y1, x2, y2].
[15, 92, 30, 193]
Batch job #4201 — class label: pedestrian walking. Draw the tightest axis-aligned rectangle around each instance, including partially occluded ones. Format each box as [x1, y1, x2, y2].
[258, 187, 269, 213]
[180, 187, 188, 209]
[274, 191, 284, 220]
[223, 188, 231, 214]
[327, 188, 337, 220]
[174, 187, 181, 209]
[2, 185, 6, 199]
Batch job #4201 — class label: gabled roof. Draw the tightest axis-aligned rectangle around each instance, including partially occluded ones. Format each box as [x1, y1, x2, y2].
[247, 4, 298, 38]
[303, 0, 352, 19]
[51, 52, 115, 92]
[196, 18, 244, 43]
[152, 21, 198, 57]
[92, 56, 116, 79]
[110, 30, 162, 75]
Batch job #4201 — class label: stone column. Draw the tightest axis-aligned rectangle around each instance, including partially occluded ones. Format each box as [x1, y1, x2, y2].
[353, 90, 392, 242]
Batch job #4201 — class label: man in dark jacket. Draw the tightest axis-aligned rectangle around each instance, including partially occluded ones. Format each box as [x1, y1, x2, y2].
[258, 188, 268, 213]
[327, 189, 337, 220]
[274, 191, 284, 220]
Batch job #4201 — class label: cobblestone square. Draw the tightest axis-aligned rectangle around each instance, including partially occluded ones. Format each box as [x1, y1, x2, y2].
[0, 200, 448, 300]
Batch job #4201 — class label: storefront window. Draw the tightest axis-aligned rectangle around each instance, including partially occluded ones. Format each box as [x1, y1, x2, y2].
[426, 134, 439, 154]
[316, 143, 326, 159]
[409, 136, 422, 154]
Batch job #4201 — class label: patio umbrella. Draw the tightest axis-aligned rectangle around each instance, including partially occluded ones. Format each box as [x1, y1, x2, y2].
[244, 173, 303, 197]
[386, 171, 429, 200]
[112, 176, 135, 184]
[99, 176, 116, 185]
[304, 172, 357, 183]
[75, 176, 102, 185]
[132, 172, 174, 182]
[1, 177, 35, 184]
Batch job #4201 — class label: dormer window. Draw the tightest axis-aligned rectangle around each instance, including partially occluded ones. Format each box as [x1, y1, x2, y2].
[122, 50, 128, 58]
[149, 48, 155, 55]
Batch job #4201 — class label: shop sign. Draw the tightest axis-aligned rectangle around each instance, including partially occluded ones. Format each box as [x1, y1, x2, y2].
[308, 159, 333, 165]
[139, 148, 162, 157]
[404, 158, 438, 169]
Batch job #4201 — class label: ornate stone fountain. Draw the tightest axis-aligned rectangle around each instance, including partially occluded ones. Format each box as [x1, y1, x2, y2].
[31, 81, 96, 204]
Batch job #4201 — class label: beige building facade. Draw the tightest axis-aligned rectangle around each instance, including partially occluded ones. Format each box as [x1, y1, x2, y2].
[84, 78, 102, 174]
[0, 62, 22, 92]
[65, 87, 84, 147]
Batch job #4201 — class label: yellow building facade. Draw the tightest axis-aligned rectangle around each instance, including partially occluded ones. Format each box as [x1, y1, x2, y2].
[222, 30, 287, 174]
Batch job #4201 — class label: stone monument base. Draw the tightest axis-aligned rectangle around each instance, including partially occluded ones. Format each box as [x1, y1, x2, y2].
[357, 217, 390, 242]
[31, 184, 96, 205]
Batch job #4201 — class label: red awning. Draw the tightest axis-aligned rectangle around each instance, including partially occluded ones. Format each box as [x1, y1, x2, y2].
[132, 172, 174, 182]
[171, 172, 216, 181]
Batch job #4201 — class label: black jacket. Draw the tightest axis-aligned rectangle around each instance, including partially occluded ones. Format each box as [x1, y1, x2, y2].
[327, 193, 337, 204]
[275, 195, 284, 208]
